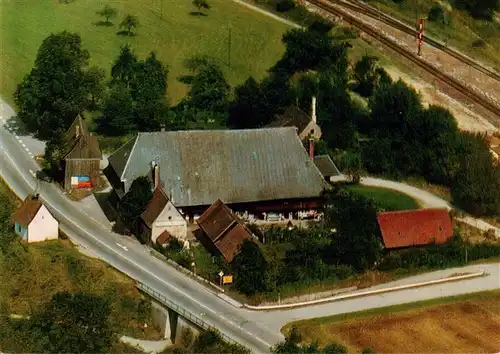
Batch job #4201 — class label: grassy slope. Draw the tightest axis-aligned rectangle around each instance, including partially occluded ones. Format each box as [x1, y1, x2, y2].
[344, 184, 420, 210]
[283, 289, 500, 353]
[0, 180, 160, 352]
[0, 0, 289, 105]
[365, 0, 500, 70]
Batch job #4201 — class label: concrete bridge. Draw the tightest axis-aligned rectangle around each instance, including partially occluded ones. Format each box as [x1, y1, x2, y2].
[137, 283, 238, 347]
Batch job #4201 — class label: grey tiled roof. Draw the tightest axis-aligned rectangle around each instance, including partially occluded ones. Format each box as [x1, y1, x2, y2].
[107, 128, 328, 207]
[313, 155, 341, 177]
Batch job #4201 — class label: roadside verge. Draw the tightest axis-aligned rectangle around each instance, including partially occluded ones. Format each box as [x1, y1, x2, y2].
[243, 271, 486, 310]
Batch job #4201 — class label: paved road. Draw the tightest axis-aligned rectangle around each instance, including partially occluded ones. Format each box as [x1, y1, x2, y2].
[1, 99, 499, 352]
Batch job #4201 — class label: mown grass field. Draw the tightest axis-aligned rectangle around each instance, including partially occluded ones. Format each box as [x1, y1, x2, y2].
[283, 290, 500, 353]
[0, 0, 289, 104]
[366, 0, 500, 70]
[343, 184, 420, 210]
[0, 179, 160, 352]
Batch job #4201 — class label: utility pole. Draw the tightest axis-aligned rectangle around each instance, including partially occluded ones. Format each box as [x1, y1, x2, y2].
[228, 26, 232, 68]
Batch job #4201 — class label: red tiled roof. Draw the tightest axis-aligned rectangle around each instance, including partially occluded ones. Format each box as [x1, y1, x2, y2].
[197, 199, 238, 242]
[141, 187, 169, 228]
[197, 200, 253, 262]
[11, 199, 43, 226]
[377, 208, 453, 249]
[215, 224, 252, 262]
[156, 230, 173, 245]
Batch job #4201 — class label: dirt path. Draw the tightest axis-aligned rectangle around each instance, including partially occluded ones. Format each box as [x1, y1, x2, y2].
[385, 66, 498, 133]
[119, 335, 172, 354]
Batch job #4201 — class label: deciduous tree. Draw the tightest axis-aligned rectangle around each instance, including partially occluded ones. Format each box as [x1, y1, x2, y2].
[232, 240, 269, 295]
[28, 292, 112, 353]
[192, 0, 211, 12]
[352, 55, 380, 97]
[323, 189, 383, 271]
[131, 52, 168, 102]
[454, 0, 499, 19]
[96, 4, 117, 25]
[451, 132, 500, 216]
[111, 45, 138, 87]
[228, 77, 263, 128]
[14, 32, 101, 140]
[97, 83, 135, 136]
[272, 28, 351, 75]
[185, 60, 230, 114]
[120, 14, 139, 36]
[118, 176, 153, 235]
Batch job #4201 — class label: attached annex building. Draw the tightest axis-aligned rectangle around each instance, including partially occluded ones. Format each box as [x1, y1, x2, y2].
[140, 185, 188, 244]
[12, 195, 59, 243]
[266, 97, 322, 142]
[196, 199, 254, 263]
[105, 127, 328, 221]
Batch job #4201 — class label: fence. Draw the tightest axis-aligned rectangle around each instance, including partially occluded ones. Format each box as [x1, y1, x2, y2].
[136, 282, 240, 347]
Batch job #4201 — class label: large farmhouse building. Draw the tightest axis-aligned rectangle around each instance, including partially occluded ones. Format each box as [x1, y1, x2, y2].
[104, 127, 328, 220]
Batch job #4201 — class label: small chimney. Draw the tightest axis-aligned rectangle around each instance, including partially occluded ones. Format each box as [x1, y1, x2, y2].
[75, 124, 80, 138]
[311, 96, 317, 123]
[309, 138, 314, 159]
[153, 164, 159, 190]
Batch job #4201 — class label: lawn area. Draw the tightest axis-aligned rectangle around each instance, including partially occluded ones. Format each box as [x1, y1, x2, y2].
[0, 179, 160, 352]
[365, 0, 500, 70]
[343, 184, 420, 210]
[0, 0, 289, 105]
[283, 290, 500, 353]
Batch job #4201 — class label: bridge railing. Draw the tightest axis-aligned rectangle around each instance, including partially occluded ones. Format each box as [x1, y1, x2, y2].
[136, 282, 241, 348]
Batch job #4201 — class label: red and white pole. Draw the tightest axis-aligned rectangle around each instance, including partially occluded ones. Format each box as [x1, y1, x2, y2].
[417, 18, 424, 56]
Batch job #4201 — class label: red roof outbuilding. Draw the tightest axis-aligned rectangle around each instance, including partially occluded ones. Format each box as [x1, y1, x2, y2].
[377, 208, 453, 249]
[197, 199, 253, 262]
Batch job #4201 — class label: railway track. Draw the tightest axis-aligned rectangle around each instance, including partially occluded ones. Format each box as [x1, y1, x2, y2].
[305, 0, 500, 121]
[333, 0, 500, 83]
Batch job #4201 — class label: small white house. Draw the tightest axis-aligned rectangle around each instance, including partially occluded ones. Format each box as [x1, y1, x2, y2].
[140, 187, 188, 244]
[12, 196, 59, 243]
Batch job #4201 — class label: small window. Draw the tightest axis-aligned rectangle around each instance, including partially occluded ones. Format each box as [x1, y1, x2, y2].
[310, 129, 314, 135]
[168, 216, 172, 221]
[397, 232, 401, 236]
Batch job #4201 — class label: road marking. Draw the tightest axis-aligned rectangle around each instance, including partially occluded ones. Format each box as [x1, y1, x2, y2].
[1, 149, 275, 351]
[21, 142, 26, 148]
[115, 243, 129, 252]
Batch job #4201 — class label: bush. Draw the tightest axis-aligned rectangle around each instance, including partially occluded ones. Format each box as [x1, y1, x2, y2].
[276, 0, 296, 12]
[378, 235, 500, 272]
[309, 18, 334, 33]
[472, 39, 486, 48]
[428, 5, 446, 24]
